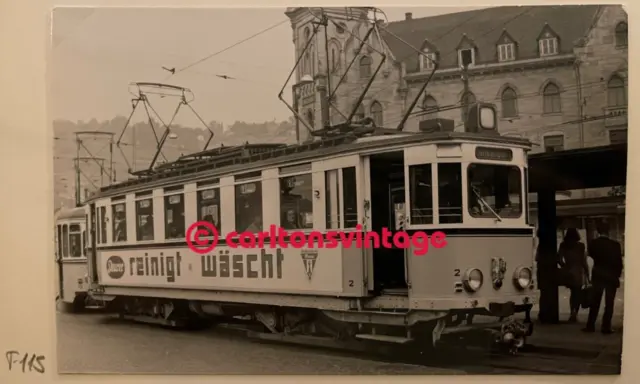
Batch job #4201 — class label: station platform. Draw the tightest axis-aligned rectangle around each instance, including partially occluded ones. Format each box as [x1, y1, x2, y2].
[525, 286, 623, 360]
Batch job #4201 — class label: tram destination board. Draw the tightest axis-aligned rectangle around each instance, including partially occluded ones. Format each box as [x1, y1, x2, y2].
[475, 147, 513, 161]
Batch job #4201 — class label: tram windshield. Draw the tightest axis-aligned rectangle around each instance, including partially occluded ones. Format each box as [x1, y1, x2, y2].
[467, 163, 522, 219]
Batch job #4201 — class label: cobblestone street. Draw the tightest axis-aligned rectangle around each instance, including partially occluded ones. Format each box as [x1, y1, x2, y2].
[57, 299, 622, 376]
[56, 312, 463, 375]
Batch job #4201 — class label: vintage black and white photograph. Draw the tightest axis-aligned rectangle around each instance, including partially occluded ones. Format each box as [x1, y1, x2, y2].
[52, 5, 627, 375]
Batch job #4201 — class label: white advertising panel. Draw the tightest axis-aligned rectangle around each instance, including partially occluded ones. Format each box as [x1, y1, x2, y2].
[98, 245, 344, 294]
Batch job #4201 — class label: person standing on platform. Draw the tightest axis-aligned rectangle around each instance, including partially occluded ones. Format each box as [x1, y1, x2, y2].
[557, 228, 590, 323]
[583, 223, 623, 334]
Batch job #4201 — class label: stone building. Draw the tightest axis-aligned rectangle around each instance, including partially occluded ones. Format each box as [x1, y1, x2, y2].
[286, 5, 628, 246]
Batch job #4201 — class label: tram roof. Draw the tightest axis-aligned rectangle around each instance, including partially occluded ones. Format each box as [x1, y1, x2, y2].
[55, 206, 85, 220]
[90, 131, 531, 200]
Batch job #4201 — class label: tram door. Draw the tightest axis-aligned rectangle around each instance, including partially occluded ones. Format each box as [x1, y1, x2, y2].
[88, 204, 99, 282]
[368, 151, 407, 293]
[56, 224, 64, 299]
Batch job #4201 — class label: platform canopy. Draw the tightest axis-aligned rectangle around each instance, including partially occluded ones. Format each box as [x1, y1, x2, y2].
[528, 143, 627, 192]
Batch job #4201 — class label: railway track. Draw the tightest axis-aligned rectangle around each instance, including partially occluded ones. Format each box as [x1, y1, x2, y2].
[224, 324, 621, 375]
[105, 315, 621, 375]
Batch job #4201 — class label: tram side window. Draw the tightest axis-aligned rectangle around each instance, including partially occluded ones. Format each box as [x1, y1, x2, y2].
[82, 230, 86, 257]
[235, 181, 263, 233]
[438, 163, 463, 224]
[197, 188, 221, 231]
[57, 225, 63, 259]
[280, 174, 313, 230]
[69, 224, 82, 257]
[136, 199, 154, 241]
[95, 208, 101, 244]
[342, 167, 358, 228]
[409, 164, 434, 225]
[99, 206, 107, 243]
[468, 163, 522, 218]
[112, 202, 127, 242]
[62, 224, 69, 258]
[325, 170, 340, 229]
[165, 194, 185, 239]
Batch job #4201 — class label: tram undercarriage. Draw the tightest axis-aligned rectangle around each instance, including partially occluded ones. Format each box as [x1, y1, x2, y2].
[94, 293, 533, 355]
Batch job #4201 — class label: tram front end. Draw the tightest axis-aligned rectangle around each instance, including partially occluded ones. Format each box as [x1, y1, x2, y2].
[403, 122, 536, 352]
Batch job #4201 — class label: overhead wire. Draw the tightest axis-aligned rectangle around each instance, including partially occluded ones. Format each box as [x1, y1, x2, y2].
[167, 19, 289, 80]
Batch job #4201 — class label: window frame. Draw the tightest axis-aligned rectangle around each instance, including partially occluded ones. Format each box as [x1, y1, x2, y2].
[607, 75, 626, 107]
[69, 223, 82, 258]
[542, 83, 562, 114]
[543, 134, 565, 152]
[359, 55, 372, 78]
[196, 184, 222, 233]
[458, 48, 475, 67]
[498, 43, 515, 62]
[421, 96, 438, 121]
[370, 101, 383, 127]
[501, 87, 518, 118]
[234, 178, 264, 233]
[539, 37, 558, 56]
[135, 196, 155, 242]
[111, 201, 127, 243]
[164, 190, 186, 240]
[615, 22, 628, 48]
[279, 165, 314, 231]
[62, 224, 69, 258]
[419, 51, 436, 71]
[437, 163, 463, 224]
[609, 128, 627, 145]
[408, 163, 434, 226]
[467, 163, 523, 219]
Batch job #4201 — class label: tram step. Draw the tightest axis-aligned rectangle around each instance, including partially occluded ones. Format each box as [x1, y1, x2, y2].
[84, 305, 105, 310]
[354, 334, 413, 344]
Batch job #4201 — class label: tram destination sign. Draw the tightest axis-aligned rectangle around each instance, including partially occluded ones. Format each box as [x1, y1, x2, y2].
[475, 147, 513, 161]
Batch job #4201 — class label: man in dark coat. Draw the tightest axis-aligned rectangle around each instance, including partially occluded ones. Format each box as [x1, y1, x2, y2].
[583, 222, 624, 334]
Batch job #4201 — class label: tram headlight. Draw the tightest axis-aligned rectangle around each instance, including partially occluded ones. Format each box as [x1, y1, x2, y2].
[513, 267, 532, 289]
[463, 268, 484, 292]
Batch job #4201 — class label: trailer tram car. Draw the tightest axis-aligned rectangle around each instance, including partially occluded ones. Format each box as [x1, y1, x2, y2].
[55, 207, 92, 312]
[86, 103, 538, 353]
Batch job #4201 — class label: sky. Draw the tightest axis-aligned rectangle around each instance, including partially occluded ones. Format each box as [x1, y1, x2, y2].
[51, 6, 484, 128]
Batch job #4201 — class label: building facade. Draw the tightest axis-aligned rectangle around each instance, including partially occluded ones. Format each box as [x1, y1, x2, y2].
[286, 5, 628, 246]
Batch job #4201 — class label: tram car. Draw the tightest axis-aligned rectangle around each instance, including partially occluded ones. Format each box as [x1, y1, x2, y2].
[85, 103, 537, 353]
[55, 207, 90, 312]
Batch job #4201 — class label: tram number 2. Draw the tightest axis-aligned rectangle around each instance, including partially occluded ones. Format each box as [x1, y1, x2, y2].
[348, 280, 354, 287]
[453, 269, 461, 277]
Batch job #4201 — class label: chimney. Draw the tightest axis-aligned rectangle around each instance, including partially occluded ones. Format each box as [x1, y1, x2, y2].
[405, 12, 412, 20]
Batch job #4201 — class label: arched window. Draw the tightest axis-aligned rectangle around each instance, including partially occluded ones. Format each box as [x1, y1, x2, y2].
[607, 75, 626, 107]
[460, 92, 476, 123]
[329, 41, 341, 73]
[543, 83, 561, 114]
[306, 109, 314, 129]
[302, 27, 312, 76]
[615, 22, 628, 47]
[353, 104, 365, 121]
[422, 96, 438, 120]
[370, 101, 383, 126]
[501, 87, 518, 118]
[359, 56, 372, 78]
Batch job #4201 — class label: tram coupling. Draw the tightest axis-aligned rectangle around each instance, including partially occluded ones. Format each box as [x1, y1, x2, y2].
[493, 318, 530, 355]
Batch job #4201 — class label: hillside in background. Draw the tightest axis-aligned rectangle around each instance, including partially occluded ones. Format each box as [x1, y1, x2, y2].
[54, 116, 297, 209]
